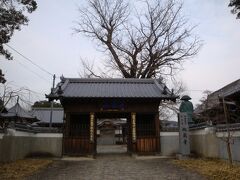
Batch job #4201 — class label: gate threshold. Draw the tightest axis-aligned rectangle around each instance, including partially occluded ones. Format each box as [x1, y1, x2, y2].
[61, 156, 95, 161]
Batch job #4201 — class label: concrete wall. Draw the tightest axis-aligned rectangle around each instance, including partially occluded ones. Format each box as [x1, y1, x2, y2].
[160, 128, 240, 162]
[190, 127, 219, 158]
[160, 132, 179, 156]
[190, 128, 240, 161]
[216, 131, 240, 161]
[0, 129, 62, 162]
[1, 127, 239, 162]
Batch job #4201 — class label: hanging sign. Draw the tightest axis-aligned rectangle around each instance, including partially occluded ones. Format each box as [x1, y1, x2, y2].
[101, 100, 125, 111]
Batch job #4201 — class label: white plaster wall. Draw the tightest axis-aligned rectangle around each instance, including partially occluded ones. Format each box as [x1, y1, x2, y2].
[160, 128, 240, 162]
[160, 132, 179, 156]
[0, 129, 62, 162]
[190, 128, 240, 161]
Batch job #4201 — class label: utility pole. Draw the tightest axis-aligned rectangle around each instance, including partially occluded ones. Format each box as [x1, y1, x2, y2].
[222, 97, 233, 167]
[50, 74, 56, 128]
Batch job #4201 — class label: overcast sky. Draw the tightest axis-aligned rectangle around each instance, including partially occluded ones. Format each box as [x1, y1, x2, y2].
[1, 0, 240, 107]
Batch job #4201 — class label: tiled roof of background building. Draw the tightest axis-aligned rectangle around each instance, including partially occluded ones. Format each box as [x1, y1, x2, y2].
[1, 103, 36, 119]
[194, 79, 240, 114]
[32, 108, 63, 124]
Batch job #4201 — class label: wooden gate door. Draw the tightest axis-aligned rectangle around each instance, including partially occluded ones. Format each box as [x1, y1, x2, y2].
[63, 113, 95, 156]
[135, 113, 160, 154]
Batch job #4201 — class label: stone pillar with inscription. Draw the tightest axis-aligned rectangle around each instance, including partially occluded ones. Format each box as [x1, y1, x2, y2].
[178, 113, 190, 155]
[178, 95, 193, 157]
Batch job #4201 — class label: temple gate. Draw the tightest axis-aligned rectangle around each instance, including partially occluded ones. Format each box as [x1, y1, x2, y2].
[47, 78, 176, 156]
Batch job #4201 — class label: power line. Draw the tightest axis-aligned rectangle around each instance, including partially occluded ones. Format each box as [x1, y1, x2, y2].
[1, 82, 45, 99]
[9, 82, 46, 96]
[19, 96, 36, 106]
[15, 59, 51, 83]
[5, 44, 54, 77]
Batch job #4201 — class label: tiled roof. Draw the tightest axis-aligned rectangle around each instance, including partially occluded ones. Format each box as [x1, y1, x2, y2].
[210, 79, 240, 98]
[0, 103, 36, 119]
[32, 108, 63, 124]
[97, 119, 126, 126]
[49, 78, 175, 99]
[194, 79, 240, 114]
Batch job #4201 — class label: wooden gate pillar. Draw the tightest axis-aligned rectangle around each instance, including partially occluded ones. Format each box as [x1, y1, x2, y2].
[131, 112, 137, 152]
[90, 112, 96, 156]
[90, 112, 95, 143]
[155, 112, 160, 153]
[131, 112, 136, 143]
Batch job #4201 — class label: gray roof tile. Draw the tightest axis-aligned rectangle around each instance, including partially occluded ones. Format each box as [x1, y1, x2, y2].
[32, 108, 63, 124]
[194, 79, 240, 114]
[1, 103, 36, 119]
[51, 78, 175, 99]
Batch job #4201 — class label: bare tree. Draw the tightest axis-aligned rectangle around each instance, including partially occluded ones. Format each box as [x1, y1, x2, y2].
[78, 58, 114, 78]
[159, 79, 186, 121]
[194, 90, 213, 123]
[75, 0, 201, 79]
[0, 83, 38, 113]
[0, 84, 21, 113]
[222, 97, 234, 167]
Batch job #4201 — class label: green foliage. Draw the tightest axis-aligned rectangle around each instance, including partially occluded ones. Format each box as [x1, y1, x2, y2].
[0, 69, 6, 83]
[32, 100, 62, 108]
[229, 0, 240, 18]
[0, 0, 37, 60]
[0, 97, 7, 113]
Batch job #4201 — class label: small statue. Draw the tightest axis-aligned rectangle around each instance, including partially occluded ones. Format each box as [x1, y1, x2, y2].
[179, 95, 194, 124]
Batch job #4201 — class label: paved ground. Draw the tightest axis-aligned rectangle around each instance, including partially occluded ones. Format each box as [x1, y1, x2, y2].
[27, 153, 205, 180]
[97, 145, 127, 154]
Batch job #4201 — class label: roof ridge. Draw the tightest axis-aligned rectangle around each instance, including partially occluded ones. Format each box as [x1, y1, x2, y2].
[210, 78, 240, 97]
[47, 77, 177, 100]
[32, 107, 63, 110]
[67, 78, 155, 84]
